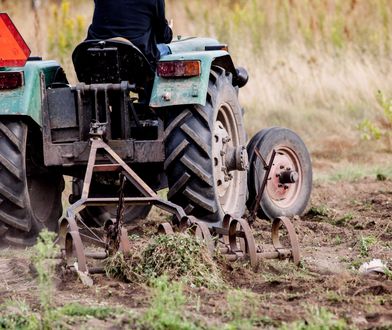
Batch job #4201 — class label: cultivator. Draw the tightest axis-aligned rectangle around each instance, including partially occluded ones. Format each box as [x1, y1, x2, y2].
[59, 124, 300, 276]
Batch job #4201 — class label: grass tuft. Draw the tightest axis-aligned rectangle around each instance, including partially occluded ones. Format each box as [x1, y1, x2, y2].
[105, 233, 224, 289]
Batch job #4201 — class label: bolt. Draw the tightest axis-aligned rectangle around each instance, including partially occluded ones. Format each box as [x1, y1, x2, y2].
[162, 92, 171, 101]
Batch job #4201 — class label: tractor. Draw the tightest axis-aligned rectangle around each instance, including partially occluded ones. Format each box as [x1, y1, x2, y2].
[0, 13, 311, 268]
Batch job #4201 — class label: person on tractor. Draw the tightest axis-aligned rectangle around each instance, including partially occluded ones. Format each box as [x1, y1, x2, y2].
[87, 0, 173, 65]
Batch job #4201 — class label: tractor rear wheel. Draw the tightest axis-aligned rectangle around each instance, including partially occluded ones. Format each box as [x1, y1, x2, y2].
[247, 127, 312, 220]
[165, 67, 247, 224]
[0, 120, 64, 246]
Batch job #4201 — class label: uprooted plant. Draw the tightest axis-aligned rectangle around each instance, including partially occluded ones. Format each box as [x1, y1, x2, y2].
[105, 232, 225, 289]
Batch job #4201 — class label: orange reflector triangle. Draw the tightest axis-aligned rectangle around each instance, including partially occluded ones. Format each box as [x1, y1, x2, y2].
[0, 13, 31, 67]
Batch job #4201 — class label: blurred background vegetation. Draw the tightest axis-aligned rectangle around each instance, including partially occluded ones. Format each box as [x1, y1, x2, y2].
[1, 0, 392, 176]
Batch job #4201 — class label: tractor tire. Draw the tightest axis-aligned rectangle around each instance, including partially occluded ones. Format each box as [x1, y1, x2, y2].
[79, 205, 152, 227]
[165, 67, 247, 224]
[247, 127, 312, 220]
[0, 120, 64, 246]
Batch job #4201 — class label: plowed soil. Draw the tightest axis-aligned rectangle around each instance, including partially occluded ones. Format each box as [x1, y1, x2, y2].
[0, 177, 391, 329]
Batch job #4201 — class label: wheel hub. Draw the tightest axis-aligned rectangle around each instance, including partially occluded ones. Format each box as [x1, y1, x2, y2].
[266, 150, 302, 207]
[213, 121, 247, 198]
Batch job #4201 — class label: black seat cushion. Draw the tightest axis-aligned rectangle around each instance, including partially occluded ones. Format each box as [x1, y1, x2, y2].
[72, 39, 155, 85]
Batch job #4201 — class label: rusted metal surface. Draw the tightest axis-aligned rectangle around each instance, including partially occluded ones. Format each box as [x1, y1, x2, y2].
[158, 222, 174, 235]
[248, 148, 276, 223]
[271, 216, 300, 265]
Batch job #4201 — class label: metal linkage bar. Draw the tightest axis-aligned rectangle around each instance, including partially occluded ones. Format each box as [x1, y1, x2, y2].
[71, 82, 137, 93]
[248, 149, 276, 223]
[60, 133, 188, 276]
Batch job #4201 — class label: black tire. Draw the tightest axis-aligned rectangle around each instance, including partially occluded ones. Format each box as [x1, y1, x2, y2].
[247, 127, 312, 220]
[71, 178, 152, 227]
[0, 120, 64, 246]
[165, 67, 247, 224]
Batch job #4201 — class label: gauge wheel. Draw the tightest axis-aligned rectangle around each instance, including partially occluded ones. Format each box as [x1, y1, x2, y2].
[247, 127, 312, 220]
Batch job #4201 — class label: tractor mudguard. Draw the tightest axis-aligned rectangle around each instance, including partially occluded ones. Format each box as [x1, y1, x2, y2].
[150, 40, 237, 108]
[0, 60, 62, 126]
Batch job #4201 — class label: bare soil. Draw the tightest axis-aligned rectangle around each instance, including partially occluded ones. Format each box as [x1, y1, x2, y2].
[0, 177, 391, 329]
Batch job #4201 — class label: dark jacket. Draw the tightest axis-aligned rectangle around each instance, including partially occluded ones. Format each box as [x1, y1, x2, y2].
[87, 0, 173, 63]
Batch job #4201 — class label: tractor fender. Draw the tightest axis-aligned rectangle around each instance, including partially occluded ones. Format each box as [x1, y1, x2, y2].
[0, 60, 63, 126]
[149, 50, 237, 108]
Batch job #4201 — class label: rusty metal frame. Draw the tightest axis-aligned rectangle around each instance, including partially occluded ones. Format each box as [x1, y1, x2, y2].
[67, 139, 186, 221]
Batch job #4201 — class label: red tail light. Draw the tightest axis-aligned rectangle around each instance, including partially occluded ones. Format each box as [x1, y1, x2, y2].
[0, 71, 24, 90]
[0, 13, 31, 67]
[157, 60, 201, 78]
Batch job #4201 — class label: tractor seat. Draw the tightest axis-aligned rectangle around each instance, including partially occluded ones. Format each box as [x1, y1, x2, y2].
[72, 39, 155, 85]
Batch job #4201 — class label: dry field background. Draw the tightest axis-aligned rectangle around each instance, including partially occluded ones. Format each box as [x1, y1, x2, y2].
[0, 1, 391, 329]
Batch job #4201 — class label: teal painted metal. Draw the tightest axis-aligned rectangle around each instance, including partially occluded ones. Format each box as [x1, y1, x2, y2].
[150, 37, 232, 108]
[0, 60, 61, 126]
[168, 37, 222, 54]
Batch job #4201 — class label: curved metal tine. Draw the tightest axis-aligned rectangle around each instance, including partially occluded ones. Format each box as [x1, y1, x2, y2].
[193, 221, 214, 254]
[75, 214, 105, 244]
[158, 222, 174, 235]
[229, 219, 258, 268]
[65, 231, 88, 273]
[272, 216, 300, 265]
[222, 214, 232, 245]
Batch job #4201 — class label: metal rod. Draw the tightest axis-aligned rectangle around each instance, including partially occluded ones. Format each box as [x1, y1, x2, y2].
[77, 215, 105, 244]
[85, 252, 108, 259]
[71, 82, 136, 92]
[256, 249, 292, 259]
[88, 267, 106, 274]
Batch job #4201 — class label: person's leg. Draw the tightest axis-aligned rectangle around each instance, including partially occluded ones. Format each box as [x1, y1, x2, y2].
[157, 44, 171, 57]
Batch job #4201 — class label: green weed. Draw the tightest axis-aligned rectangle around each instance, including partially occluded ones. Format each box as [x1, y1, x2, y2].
[357, 119, 382, 141]
[359, 235, 377, 257]
[333, 235, 342, 246]
[280, 306, 347, 330]
[333, 213, 354, 227]
[31, 229, 59, 328]
[307, 205, 330, 218]
[140, 276, 198, 330]
[0, 300, 40, 330]
[223, 289, 274, 329]
[58, 303, 116, 320]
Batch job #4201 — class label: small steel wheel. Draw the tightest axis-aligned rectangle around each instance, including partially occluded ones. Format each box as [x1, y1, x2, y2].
[247, 127, 312, 220]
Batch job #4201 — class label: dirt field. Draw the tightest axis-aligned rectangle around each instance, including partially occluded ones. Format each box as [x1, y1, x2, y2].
[0, 167, 391, 329]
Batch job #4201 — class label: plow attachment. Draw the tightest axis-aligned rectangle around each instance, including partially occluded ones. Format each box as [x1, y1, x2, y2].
[58, 127, 301, 276]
